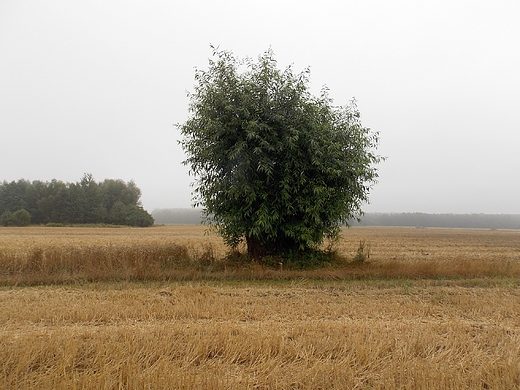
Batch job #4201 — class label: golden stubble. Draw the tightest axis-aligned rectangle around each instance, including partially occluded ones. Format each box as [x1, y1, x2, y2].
[1, 226, 520, 284]
[1, 282, 520, 389]
[1, 226, 520, 388]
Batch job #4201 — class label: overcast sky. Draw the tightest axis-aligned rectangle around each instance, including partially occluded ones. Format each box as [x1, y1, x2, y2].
[1, 0, 519, 214]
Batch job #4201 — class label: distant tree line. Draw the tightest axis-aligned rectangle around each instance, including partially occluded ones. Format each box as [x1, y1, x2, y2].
[351, 212, 520, 230]
[0, 174, 154, 227]
[152, 209, 520, 230]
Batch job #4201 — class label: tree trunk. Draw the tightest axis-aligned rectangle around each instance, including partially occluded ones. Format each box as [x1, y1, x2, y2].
[246, 236, 272, 260]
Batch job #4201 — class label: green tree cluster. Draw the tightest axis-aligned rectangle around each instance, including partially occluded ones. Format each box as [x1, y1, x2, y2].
[0, 174, 154, 227]
[180, 48, 383, 259]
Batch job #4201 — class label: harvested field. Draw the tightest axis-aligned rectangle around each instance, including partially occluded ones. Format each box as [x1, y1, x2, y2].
[1, 226, 520, 284]
[1, 281, 520, 389]
[1, 226, 520, 388]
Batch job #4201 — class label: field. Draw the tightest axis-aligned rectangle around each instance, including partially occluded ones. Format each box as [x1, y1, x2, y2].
[1, 226, 520, 389]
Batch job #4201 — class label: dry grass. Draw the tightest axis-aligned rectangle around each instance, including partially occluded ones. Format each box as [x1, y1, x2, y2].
[1, 225, 520, 284]
[1, 282, 519, 389]
[1, 226, 520, 388]
[0, 225, 226, 256]
[0, 226, 224, 285]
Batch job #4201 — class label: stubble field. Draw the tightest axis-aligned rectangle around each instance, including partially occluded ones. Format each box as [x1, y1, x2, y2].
[1, 225, 520, 389]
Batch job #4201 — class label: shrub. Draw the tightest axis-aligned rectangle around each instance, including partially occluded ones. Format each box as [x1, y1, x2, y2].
[353, 240, 371, 263]
[0, 209, 31, 226]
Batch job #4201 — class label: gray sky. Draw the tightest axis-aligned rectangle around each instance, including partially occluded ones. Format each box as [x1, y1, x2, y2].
[1, 0, 519, 214]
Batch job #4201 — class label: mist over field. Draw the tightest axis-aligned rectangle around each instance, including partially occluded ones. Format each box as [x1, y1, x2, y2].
[152, 208, 520, 229]
[1, 1, 519, 214]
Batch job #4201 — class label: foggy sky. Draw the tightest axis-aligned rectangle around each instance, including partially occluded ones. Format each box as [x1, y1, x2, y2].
[1, 0, 519, 214]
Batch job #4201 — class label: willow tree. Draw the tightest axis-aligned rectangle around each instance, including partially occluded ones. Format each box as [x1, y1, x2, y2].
[179, 48, 383, 260]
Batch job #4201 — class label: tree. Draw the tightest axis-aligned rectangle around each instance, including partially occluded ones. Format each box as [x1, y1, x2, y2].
[0, 180, 30, 214]
[0, 175, 154, 227]
[11, 209, 31, 226]
[124, 205, 155, 227]
[78, 173, 106, 224]
[180, 48, 383, 260]
[0, 208, 31, 226]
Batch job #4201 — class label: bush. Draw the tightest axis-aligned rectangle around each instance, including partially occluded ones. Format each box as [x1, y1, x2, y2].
[46, 222, 65, 227]
[353, 240, 371, 263]
[124, 205, 155, 227]
[1, 209, 31, 226]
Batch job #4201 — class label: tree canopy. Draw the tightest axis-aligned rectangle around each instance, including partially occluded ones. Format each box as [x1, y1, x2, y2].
[0, 174, 154, 227]
[179, 48, 383, 260]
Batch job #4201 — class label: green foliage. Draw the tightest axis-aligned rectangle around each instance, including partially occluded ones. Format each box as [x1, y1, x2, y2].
[180, 48, 384, 259]
[124, 205, 155, 227]
[0, 209, 31, 226]
[0, 175, 154, 227]
[11, 209, 31, 226]
[0, 211, 12, 226]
